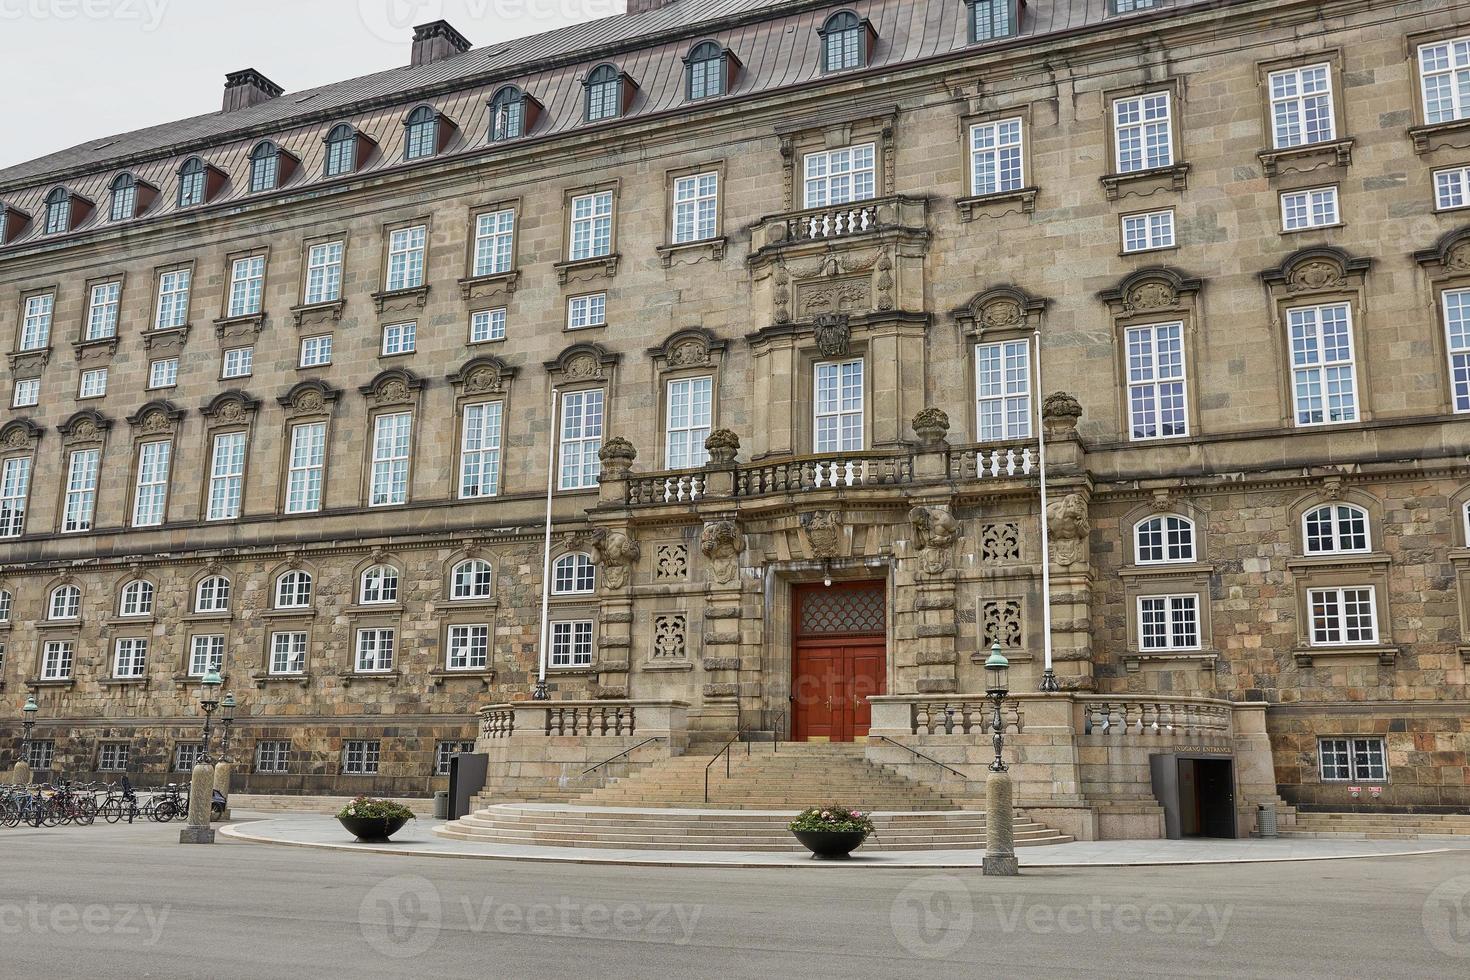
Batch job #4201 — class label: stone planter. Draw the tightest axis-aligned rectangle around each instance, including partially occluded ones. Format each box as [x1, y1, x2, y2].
[338, 814, 410, 842]
[791, 829, 868, 859]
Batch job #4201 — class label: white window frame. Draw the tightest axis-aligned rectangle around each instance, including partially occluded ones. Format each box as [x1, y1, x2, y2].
[1318, 736, 1387, 782]
[0, 456, 32, 538]
[174, 743, 203, 772]
[672, 172, 719, 245]
[255, 740, 291, 774]
[558, 390, 604, 491]
[285, 422, 326, 514]
[1303, 504, 1370, 555]
[132, 440, 171, 527]
[299, 335, 333, 367]
[118, 580, 154, 617]
[113, 637, 149, 679]
[78, 368, 108, 399]
[1122, 209, 1175, 253]
[206, 431, 247, 521]
[459, 401, 503, 499]
[359, 565, 399, 605]
[974, 340, 1031, 441]
[154, 269, 191, 330]
[1280, 186, 1340, 231]
[48, 585, 81, 620]
[1268, 63, 1335, 149]
[451, 559, 494, 600]
[1134, 515, 1196, 565]
[969, 118, 1023, 197]
[569, 191, 614, 261]
[381, 321, 416, 356]
[269, 631, 308, 675]
[98, 743, 130, 772]
[550, 620, 594, 668]
[473, 208, 515, 277]
[813, 359, 865, 454]
[665, 376, 713, 470]
[354, 628, 396, 673]
[369, 412, 413, 506]
[343, 740, 381, 775]
[567, 293, 606, 330]
[304, 241, 344, 305]
[435, 740, 477, 775]
[1125, 322, 1189, 441]
[222, 346, 254, 379]
[20, 294, 53, 351]
[85, 281, 121, 340]
[1419, 36, 1470, 125]
[195, 575, 231, 613]
[274, 570, 313, 609]
[227, 255, 265, 318]
[1137, 594, 1202, 651]
[1308, 586, 1379, 646]
[11, 378, 38, 408]
[148, 358, 179, 389]
[1289, 303, 1358, 427]
[553, 553, 596, 595]
[41, 640, 74, 681]
[470, 308, 507, 344]
[446, 625, 489, 671]
[803, 143, 876, 209]
[386, 225, 427, 292]
[188, 634, 225, 678]
[1434, 165, 1470, 212]
[1112, 92, 1174, 174]
[1444, 288, 1470, 413]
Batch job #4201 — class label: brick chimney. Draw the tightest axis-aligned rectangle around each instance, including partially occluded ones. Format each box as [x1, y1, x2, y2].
[222, 69, 284, 113]
[627, 0, 680, 11]
[411, 20, 472, 66]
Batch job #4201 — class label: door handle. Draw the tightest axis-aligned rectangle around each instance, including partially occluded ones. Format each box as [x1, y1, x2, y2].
[825, 696, 832, 710]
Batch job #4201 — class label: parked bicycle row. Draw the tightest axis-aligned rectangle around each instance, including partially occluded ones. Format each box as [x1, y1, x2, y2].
[0, 778, 225, 828]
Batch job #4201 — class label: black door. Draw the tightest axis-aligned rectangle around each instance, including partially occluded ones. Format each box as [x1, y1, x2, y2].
[1194, 759, 1237, 838]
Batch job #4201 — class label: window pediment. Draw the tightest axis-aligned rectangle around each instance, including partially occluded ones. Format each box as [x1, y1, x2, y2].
[447, 356, 517, 396]
[1099, 267, 1202, 318]
[125, 400, 185, 435]
[1261, 246, 1371, 295]
[201, 389, 260, 425]
[545, 342, 619, 383]
[58, 410, 112, 446]
[1414, 226, 1470, 281]
[278, 379, 340, 419]
[648, 327, 726, 371]
[360, 368, 424, 408]
[953, 285, 1046, 338]
[0, 418, 44, 452]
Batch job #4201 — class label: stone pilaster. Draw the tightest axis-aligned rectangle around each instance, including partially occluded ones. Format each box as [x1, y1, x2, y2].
[1042, 393, 1095, 691]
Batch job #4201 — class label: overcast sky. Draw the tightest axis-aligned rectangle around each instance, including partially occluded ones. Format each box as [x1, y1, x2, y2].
[0, 0, 624, 170]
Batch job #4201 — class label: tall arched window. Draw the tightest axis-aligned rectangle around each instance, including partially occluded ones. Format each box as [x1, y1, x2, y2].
[250, 142, 280, 192]
[44, 188, 70, 235]
[110, 173, 137, 221]
[48, 584, 81, 620]
[195, 575, 231, 613]
[404, 106, 439, 160]
[1134, 515, 1196, 564]
[489, 87, 525, 141]
[274, 570, 313, 609]
[553, 553, 596, 595]
[119, 580, 155, 617]
[450, 559, 493, 600]
[325, 124, 357, 177]
[585, 65, 621, 122]
[360, 564, 400, 604]
[178, 158, 206, 207]
[1303, 503, 1369, 554]
[820, 12, 865, 73]
[686, 42, 725, 100]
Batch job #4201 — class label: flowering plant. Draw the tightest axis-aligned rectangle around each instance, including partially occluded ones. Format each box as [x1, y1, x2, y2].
[788, 805, 876, 835]
[336, 796, 416, 821]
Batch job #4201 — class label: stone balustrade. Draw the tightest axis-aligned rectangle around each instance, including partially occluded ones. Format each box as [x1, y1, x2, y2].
[907, 697, 1026, 735]
[626, 470, 707, 505]
[868, 693, 1234, 740]
[736, 451, 913, 496]
[750, 195, 929, 253]
[476, 700, 689, 741]
[1075, 696, 1233, 737]
[947, 442, 1038, 480]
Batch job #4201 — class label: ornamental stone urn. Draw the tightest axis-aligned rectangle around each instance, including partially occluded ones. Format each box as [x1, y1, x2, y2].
[704, 428, 740, 466]
[598, 437, 638, 479]
[912, 408, 951, 447]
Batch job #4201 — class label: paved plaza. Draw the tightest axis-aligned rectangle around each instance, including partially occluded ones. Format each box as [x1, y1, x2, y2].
[2, 815, 1469, 978]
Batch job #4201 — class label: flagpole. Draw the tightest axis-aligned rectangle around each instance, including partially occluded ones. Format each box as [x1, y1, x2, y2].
[532, 387, 560, 701]
[1034, 330, 1059, 693]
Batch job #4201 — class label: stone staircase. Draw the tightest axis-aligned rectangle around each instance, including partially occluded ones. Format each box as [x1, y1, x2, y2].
[1280, 810, 1470, 840]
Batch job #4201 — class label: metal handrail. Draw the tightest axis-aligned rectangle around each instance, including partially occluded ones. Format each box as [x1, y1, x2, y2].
[703, 731, 750, 804]
[581, 736, 664, 776]
[875, 735, 966, 779]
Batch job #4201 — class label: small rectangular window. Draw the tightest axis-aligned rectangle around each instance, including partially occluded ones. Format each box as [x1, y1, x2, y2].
[447, 625, 489, 671]
[803, 144, 877, 209]
[155, 269, 191, 330]
[299, 335, 333, 367]
[370, 412, 413, 506]
[269, 631, 308, 675]
[672, 172, 719, 245]
[24, 739, 55, 771]
[470, 308, 507, 343]
[98, 743, 130, 772]
[111, 183, 136, 222]
[382, 321, 417, 356]
[1281, 186, 1340, 231]
[569, 191, 614, 261]
[459, 401, 503, 499]
[227, 256, 266, 318]
[255, 740, 291, 774]
[969, 119, 1023, 196]
[473, 208, 516, 277]
[85, 282, 121, 340]
[1318, 737, 1387, 782]
[113, 637, 149, 678]
[1289, 303, 1357, 426]
[12, 378, 39, 408]
[189, 635, 225, 677]
[567, 293, 607, 330]
[1268, 64, 1335, 149]
[1121, 209, 1175, 252]
[1445, 288, 1470, 413]
[174, 743, 203, 772]
[222, 346, 254, 379]
[1435, 165, 1470, 212]
[1308, 586, 1378, 645]
[1125, 322, 1188, 440]
[550, 621, 594, 667]
[969, 0, 1016, 42]
[179, 169, 205, 208]
[386, 225, 427, 292]
[343, 739, 381, 775]
[1113, 92, 1174, 174]
[1419, 36, 1470, 125]
[304, 241, 345, 305]
[78, 368, 108, 399]
[41, 641, 74, 680]
[558, 390, 605, 490]
[1137, 594, 1201, 651]
[435, 740, 478, 775]
[148, 358, 178, 389]
[1111, 0, 1159, 11]
[20, 294, 53, 351]
[355, 628, 396, 672]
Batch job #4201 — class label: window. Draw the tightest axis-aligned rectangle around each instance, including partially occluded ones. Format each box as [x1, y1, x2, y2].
[86, 281, 121, 339]
[569, 191, 613, 260]
[551, 621, 594, 667]
[459, 401, 503, 499]
[222, 346, 253, 379]
[24, 739, 55, 771]
[0, 590, 10, 623]
[686, 42, 725, 100]
[0, 456, 32, 537]
[1122, 210, 1175, 252]
[343, 740, 381, 775]
[814, 360, 864, 453]
[1435, 166, 1470, 211]
[567, 293, 607, 330]
[666, 376, 713, 469]
[558, 390, 604, 490]
[386, 226, 427, 291]
[1419, 36, 1470, 124]
[174, 743, 203, 772]
[41, 641, 73, 680]
[382, 321, 416, 355]
[110, 174, 137, 222]
[974, 340, 1031, 441]
[300, 335, 333, 367]
[21, 294, 53, 350]
[195, 575, 231, 613]
[249, 142, 279, 193]
[969, 119, 1023, 197]
[435, 741, 477, 776]
[360, 565, 399, 604]
[269, 632, 307, 674]
[405, 106, 439, 160]
[968, 0, 1016, 42]
[1289, 303, 1357, 426]
[1303, 504, 1369, 554]
[1446, 289, 1470, 413]
[255, 740, 291, 774]
[304, 241, 345, 305]
[12, 379, 39, 408]
[803, 144, 876, 208]
[275, 570, 312, 609]
[1138, 594, 1200, 651]
[672, 172, 719, 245]
[178, 159, 206, 208]
[1281, 186, 1339, 230]
[113, 637, 148, 679]
[473, 208, 515, 277]
[1125, 322, 1188, 440]
[1308, 586, 1378, 645]
[821, 12, 864, 73]
[188, 635, 224, 677]
[49, 585, 80, 620]
[99, 743, 130, 772]
[1112, 0, 1158, 12]
[1268, 64, 1335, 149]
[447, 626, 489, 671]
[553, 553, 596, 595]
[325, 125, 357, 177]
[586, 65, 621, 122]
[370, 412, 412, 506]
[1135, 515, 1196, 564]
[228, 255, 266, 318]
[1113, 92, 1174, 173]
[79, 368, 108, 399]
[118, 580, 154, 617]
[451, 559, 493, 600]
[148, 358, 179, 389]
[1318, 737, 1386, 782]
[470, 308, 506, 343]
[207, 432, 247, 521]
[285, 422, 326, 513]
[44, 188, 69, 235]
[490, 87, 525, 141]
[355, 629, 395, 672]
[155, 269, 191, 329]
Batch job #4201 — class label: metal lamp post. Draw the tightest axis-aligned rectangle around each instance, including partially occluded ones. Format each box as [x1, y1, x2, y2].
[20, 694, 38, 752]
[982, 643, 1019, 876]
[197, 668, 222, 764]
[180, 670, 222, 845]
[218, 693, 236, 762]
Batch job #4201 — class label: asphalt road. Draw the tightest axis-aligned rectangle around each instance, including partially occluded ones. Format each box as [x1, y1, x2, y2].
[2, 817, 1468, 979]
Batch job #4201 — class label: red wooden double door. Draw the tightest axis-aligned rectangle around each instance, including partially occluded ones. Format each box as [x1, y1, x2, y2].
[791, 581, 888, 742]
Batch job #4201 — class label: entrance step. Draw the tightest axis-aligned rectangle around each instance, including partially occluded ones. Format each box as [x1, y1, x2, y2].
[1280, 811, 1470, 839]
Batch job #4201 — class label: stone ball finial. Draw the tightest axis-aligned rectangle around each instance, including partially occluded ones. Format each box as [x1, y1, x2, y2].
[1042, 392, 1083, 425]
[912, 407, 951, 447]
[704, 428, 740, 466]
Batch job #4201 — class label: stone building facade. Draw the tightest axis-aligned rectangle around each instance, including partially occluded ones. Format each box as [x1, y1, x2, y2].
[0, 0, 1467, 822]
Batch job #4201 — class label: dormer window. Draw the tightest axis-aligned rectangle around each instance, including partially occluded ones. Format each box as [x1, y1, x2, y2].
[325, 125, 356, 176]
[404, 105, 442, 160]
[178, 158, 207, 207]
[110, 174, 137, 221]
[0, 205, 31, 245]
[967, 0, 1019, 43]
[585, 65, 631, 122]
[686, 41, 735, 101]
[819, 11, 872, 73]
[489, 86, 540, 142]
[250, 141, 280, 192]
[44, 188, 70, 234]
